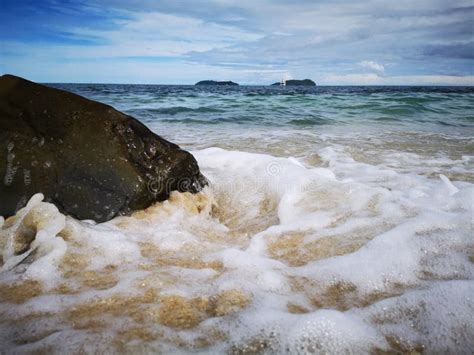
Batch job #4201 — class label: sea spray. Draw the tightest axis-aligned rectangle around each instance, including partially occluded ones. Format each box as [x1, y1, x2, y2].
[1, 147, 472, 352]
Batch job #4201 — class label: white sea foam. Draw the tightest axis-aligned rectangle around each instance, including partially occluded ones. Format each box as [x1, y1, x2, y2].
[0, 146, 472, 353]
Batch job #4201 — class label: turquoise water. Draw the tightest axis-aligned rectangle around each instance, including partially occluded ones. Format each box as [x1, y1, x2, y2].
[50, 85, 474, 130]
[49, 84, 474, 181]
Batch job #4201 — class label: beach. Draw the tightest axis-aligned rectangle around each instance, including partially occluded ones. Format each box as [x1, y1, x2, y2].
[1, 84, 473, 353]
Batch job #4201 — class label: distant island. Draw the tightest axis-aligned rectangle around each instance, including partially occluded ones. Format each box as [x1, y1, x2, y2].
[271, 79, 316, 86]
[195, 80, 239, 86]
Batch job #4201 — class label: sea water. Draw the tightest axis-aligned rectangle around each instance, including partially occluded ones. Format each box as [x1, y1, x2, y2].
[0, 85, 473, 353]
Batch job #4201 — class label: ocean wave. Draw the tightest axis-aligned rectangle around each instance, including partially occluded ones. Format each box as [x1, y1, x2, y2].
[288, 117, 332, 125]
[133, 106, 225, 115]
[158, 115, 267, 125]
[1, 147, 472, 352]
[377, 105, 420, 116]
[160, 118, 221, 125]
[46, 84, 474, 129]
[374, 116, 402, 122]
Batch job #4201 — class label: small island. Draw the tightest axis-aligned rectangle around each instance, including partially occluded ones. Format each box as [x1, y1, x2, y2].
[195, 80, 239, 86]
[271, 79, 316, 86]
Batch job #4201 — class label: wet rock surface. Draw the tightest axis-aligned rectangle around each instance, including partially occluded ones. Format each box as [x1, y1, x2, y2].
[0, 74, 207, 222]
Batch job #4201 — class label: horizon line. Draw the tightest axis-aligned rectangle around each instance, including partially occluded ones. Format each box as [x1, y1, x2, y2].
[42, 82, 474, 87]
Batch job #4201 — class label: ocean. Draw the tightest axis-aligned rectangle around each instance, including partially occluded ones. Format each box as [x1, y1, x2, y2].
[1, 84, 473, 353]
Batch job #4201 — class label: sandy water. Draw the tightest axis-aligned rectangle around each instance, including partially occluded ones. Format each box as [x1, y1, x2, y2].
[1, 85, 473, 353]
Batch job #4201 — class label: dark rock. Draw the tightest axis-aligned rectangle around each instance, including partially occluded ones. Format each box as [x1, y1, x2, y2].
[271, 79, 316, 86]
[195, 80, 239, 86]
[0, 75, 207, 222]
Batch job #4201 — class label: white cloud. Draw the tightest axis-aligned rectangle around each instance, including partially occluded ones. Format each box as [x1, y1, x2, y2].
[358, 61, 385, 75]
[321, 73, 474, 86]
[2, 0, 473, 83]
[8, 10, 263, 61]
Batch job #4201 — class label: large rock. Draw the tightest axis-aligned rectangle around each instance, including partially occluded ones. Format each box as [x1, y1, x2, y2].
[0, 75, 207, 222]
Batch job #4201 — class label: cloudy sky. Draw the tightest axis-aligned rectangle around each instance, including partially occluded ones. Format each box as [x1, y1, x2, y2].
[1, 0, 473, 85]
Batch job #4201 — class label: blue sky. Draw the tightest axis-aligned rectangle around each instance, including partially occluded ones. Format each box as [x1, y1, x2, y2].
[0, 0, 473, 85]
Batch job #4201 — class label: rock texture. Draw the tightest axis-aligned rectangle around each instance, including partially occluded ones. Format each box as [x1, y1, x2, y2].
[0, 74, 207, 222]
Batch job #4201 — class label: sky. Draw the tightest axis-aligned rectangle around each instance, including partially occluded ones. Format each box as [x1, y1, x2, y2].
[0, 0, 473, 85]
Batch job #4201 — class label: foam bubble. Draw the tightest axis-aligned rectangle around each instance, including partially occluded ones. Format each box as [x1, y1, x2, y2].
[0, 146, 472, 352]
